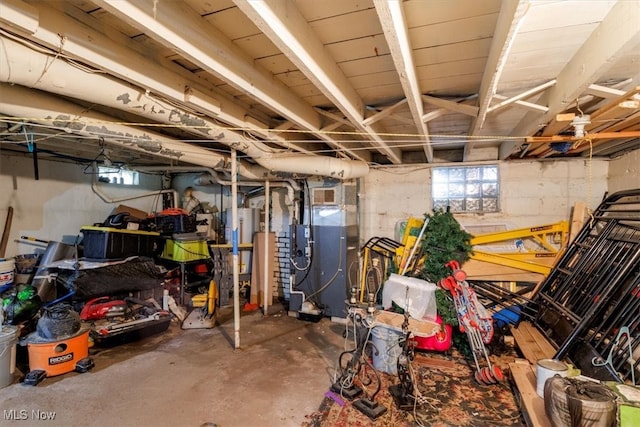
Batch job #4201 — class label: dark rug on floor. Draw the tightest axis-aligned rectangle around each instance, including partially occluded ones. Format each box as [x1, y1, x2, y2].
[302, 349, 525, 427]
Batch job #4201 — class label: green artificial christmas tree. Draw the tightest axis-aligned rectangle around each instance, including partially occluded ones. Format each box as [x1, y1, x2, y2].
[419, 208, 473, 283]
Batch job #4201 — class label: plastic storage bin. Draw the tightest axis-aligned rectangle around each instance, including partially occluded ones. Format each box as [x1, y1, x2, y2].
[81, 227, 160, 260]
[159, 239, 209, 262]
[154, 214, 196, 235]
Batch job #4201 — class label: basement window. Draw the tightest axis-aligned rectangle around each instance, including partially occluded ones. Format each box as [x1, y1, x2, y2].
[432, 165, 499, 213]
[97, 166, 140, 186]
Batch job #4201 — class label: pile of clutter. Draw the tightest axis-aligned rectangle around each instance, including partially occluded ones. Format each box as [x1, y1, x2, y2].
[0, 206, 205, 388]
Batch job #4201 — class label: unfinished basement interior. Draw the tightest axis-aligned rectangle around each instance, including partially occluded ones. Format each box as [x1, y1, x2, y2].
[1, 1, 639, 426]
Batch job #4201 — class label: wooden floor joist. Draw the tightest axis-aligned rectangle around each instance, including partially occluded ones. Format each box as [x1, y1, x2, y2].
[510, 321, 557, 365]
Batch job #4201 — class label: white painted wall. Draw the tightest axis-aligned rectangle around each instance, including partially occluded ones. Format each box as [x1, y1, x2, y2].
[360, 159, 609, 243]
[608, 149, 640, 194]
[359, 165, 431, 242]
[1, 155, 165, 257]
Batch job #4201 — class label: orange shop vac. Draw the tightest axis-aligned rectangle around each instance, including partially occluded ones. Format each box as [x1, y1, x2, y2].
[20, 304, 94, 386]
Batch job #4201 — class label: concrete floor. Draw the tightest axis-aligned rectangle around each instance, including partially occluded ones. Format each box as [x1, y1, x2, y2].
[1, 305, 346, 427]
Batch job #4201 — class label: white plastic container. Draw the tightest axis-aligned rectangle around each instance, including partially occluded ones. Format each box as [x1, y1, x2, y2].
[536, 358, 568, 398]
[371, 325, 403, 375]
[0, 258, 15, 290]
[0, 325, 19, 389]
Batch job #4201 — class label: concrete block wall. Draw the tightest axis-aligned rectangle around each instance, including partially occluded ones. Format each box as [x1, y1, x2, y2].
[359, 159, 609, 245]
[359, 165, 431, 244]
[275, 230, 291, 299]
[608, 149, 640, 194]
[270, 189, 293, 299]
[498, 159, 608, 226]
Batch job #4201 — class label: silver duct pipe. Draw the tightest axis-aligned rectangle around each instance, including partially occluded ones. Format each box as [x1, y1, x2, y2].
[0, 34, 369, 179]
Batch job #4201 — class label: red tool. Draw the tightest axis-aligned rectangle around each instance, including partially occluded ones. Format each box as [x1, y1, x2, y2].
[80, 297, 127, 321]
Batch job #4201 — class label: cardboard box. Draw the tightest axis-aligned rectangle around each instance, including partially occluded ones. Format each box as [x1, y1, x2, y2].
[110, 204, 149, 221]
[250, 232, 275, 305]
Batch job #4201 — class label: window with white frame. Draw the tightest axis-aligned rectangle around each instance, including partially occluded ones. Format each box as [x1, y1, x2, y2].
[432, 165, 499, 213]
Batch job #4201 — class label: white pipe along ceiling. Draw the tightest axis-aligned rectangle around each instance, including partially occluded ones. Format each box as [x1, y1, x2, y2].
[0, 33, 369, 180]
[1, 0, 639, 172]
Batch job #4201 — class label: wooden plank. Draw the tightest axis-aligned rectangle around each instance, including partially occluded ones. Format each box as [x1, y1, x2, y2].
[511, 321, 556, 365]
[250, 232, 275, 306]
[531, 333, 558, 360]
[462, 259, 546, 283]
[569, 202, 587, 244]
[512, 325, 547, 364]
[509, 362, 552, 427]
[519, 321, 557, 359]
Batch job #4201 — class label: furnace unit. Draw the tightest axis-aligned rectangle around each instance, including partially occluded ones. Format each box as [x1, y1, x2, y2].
[289, 182, 359, 319]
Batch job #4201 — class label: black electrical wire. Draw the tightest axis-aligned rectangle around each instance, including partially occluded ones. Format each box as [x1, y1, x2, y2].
[294, 179, 313, 289]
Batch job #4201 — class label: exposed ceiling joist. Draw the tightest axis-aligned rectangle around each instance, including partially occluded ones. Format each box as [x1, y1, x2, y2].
[374, 0, 433, 162]
[234, 0, 402, 164]
[466, 0, 530, 161]
[502, 0, 640, 159]
[0, 0, 637, 169]
[586, 83, 627, 99]
[0, 0, 38, 34]
[421, 95, 479, 117]
[94, 0, 360, 161]
[315, 108, 356, 130]
[492, 94, 548, 113]
[362, 98, 407, 126]
[312, 108, 371, 162]
[422, 109, 448, 123]
[487, 79, 556, 114]
[6, 2, 315, 156]
[94, 0, 317, 128]
[472, 1, 531, 131]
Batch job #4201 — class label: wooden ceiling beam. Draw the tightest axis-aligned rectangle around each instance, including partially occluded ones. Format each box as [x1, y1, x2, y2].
[502, 0, 640, 159]
[492, 94, 548, 113]
[235, 0, 402, 164]
[94, 0, 363, 161]
[362, 98, 408, 127]
[467, 0, 530, 161]
[421, 95, 479, 117]
[374, 0, 433, 162]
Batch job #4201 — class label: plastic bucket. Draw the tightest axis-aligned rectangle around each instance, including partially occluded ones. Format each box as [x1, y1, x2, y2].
[0, 258, 15, 291]
[371, 325, 403, 375]
[536, 358, 568, 398]
[0, 325, 19, 388]
[14, 254, 40, 274]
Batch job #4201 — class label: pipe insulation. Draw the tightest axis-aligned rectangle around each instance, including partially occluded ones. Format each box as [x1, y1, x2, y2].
[0, 34, 369, 179]
[0, 83, 267, 180]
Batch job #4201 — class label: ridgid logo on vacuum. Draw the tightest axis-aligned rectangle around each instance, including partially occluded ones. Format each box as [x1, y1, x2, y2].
[49, 352, 74, 365]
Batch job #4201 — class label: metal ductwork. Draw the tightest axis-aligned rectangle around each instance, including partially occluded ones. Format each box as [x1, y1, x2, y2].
[0, 34, 369, 180]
